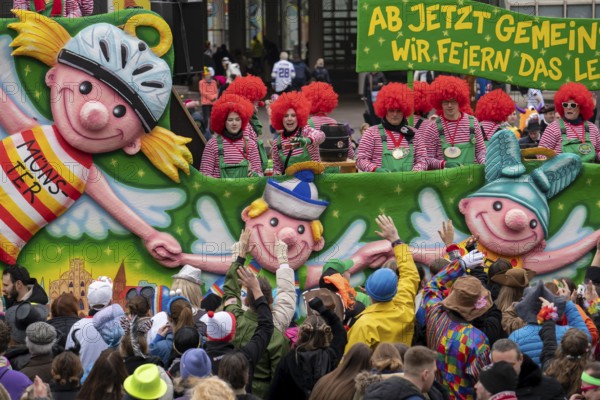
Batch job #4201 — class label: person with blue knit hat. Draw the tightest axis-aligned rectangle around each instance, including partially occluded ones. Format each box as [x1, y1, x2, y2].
[345, 214, 420, 353]
[458, 129, 599, 274]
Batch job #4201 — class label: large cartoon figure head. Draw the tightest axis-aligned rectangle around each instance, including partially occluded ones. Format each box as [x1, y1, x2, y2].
[459, 130, 582, 257]
[242, 162, 329, 272]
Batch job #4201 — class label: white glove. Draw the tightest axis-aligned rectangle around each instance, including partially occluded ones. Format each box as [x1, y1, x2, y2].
[231, 242, 241, 262]
[461, 249, 484, 270]
[274, 240, 288, 265]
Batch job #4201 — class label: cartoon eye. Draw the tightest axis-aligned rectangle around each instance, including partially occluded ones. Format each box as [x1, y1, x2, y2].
[297, 225, 305, 234]
[113, 105, 126, 118]
[270, 218, 279, 227]
[529, 220, 538, 229]
[493, 201, 502, 211]
[79, 81, 92, 95]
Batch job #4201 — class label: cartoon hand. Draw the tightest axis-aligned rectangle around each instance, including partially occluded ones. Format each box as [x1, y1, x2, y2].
[348, 240, 395, 274]
[145, 231, 182, 268]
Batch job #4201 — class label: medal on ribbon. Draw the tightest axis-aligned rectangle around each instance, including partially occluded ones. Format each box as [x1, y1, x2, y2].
[444, 146, 461, 159]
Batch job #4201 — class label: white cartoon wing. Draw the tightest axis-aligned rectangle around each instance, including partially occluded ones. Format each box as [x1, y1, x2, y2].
[410, 187, 468, 246]
[47, 167, 186, 239]
[189, 196, 236, 256]
[537, 205, 594, 277]
[0, 34, 52, 139]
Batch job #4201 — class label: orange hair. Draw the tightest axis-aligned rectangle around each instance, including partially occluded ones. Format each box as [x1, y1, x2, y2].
[223, 75, 267, 103]
[429, 76, 471, 115]
[475, 89, 516, 122]
[301, 82, 338, 115]
[373, 82, 414, 118]
[413, 81, 433, 117]
[269, 91, 311, 131]
[554, 82, 595, 121]
[210, 94, 254, 134]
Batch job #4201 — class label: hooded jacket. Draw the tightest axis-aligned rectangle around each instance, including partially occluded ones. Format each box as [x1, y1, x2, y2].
[363, 377, 424, 400]
[515, 354, 565, 400]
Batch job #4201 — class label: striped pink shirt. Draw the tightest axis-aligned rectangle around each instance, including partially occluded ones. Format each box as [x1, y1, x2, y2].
[13, 0, 93, 17]
[539, 120, 600, 161]
[412, 117, 443, 170]
[479, 121, 512, 140]
[421, 113, 486, 164]
[272, 126, 325, 175]
[309, 115, 355, 159]
[356, 125, 426, 171]
[200, 134, 263, 178]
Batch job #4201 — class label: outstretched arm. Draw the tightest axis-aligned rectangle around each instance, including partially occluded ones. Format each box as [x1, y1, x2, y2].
[85, 164, 182, 267]
[0, 85, 38, 134]
[524, 230, 600, 274]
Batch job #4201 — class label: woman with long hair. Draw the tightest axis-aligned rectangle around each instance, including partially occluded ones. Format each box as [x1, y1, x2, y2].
[309, 343, 371, 400]
[77, 349, 128, 400]
[545, 328, 591, 397]
[353, 343, 404, 400]
[48, 293, 81, 350]
[267, 297, 347, 400]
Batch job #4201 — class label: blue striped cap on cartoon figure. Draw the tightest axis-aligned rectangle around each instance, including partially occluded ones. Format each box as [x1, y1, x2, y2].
[57, 23, 172, 133]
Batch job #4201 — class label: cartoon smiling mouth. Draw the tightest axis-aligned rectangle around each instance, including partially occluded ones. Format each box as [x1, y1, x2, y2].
[63, 94, 124, 141]
[476, 212, 538, 244]
[253, 224, 308, 265]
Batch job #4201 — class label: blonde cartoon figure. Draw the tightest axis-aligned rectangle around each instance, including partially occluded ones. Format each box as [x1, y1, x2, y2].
[0, 10, 192, 266]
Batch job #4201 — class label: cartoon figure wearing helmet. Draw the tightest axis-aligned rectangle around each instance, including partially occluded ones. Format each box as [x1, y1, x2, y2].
[458, 130, 600, 273]
[0, 10, 192, 266]
[181, 162, 393, 289]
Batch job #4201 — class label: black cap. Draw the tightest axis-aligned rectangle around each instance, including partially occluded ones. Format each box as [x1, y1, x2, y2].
[525, 121, 541, 132]
[478, 361, 518, 394]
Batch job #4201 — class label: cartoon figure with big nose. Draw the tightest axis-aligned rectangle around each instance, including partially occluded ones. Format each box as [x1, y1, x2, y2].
[458, 130, 600, 273]
[0, 11, 192, 266]
[181, 161, 393, 289]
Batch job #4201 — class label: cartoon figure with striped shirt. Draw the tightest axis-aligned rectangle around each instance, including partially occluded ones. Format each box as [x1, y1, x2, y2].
[0, 11, 192, 266]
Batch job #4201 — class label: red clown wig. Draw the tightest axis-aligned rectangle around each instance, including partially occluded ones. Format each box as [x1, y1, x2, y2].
[373, 83, 414, 118]
[269, 91, 311, 131]
[210, 93, 254, 134]
[475, 89, 516, 122]
[301, 82, 339, 115]
[224, 75, 267, 103]
[554, 82, 595, 121]
[429, 76, 471, 115]
[413, 81, 433, 117]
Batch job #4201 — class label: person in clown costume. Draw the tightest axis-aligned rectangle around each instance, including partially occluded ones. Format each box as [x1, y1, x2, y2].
[200, 94, 263, 178]
[539, 82, 600, 163]
[13, 0, 93, 17]
[357, 82, 428, 172]
[270, 92, 325, 175]
[411, 81, 434, 132]
[224, 75, 270, 172]
[421, 75, 486, 168]
[0, 11, 192, 266]
[475, 89, 518, 143]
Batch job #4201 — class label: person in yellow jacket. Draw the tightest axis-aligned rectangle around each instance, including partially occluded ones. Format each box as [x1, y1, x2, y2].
[344, 215, 420, 353]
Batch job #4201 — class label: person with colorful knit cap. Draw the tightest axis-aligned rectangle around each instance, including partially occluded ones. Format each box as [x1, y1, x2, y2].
[270, 91, 325, 174]
[539, 82, 600, 163]
[224, 75, 270, 172]
[200, 93, 263, 178]
[201, 265, 273, 392]
[423, 249, 491, 400]
[357, 83, 428, 172]
[421, 75, 486, 168]
[475, 89, 518, 142]
[344, 214, 420, 352]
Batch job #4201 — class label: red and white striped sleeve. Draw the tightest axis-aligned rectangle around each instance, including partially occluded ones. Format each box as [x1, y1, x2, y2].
[421, 121, 443, 161]
[244, 125, 258, 142]
[539, 121, 562, 154]
[472, 117, 487, 164]
[412, 128, 429, 171]
[590, 123, 600, 161]
[310, 115, 337, 131]
[200, 137, 219, 178]
[303, 126, 325, 146]
[479, 121, 498, 141]
[271, 138, 284, 175]
[247, 140, 264, 176]
[356, 126, 382, 172]
[13, 0, 28, 10]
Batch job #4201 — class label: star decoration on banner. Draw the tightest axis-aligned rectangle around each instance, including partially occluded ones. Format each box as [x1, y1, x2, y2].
[484, 35, 491, 42]
[408, 63, 414, 69]
[175, 227, 184, 235]
[224, 191, 231, 198]
[357, 194, 365, 202]
[192, 181, 201, 190]
[24, 65, 31, 76]
[110, 158, 118, 167]
[33, 254, 41, 263]
[534, 16, 540, 23]
[137, 169, 145, 178]
[596, 200, 600, 209]
[378, 37, 385, 46]
[449, 197, 455, 204]
[395, 185, 402, 195]
[396, 31, 404, 38]
[506, 75, 513, 82]
[587, 178, 593, 185]
[104, 246, 113, 256]
[557, 203, 564, 211]
[566, 77, 571, 82]
[596, 51, 600, 57]
[443, 30, 449, 37]
[540, 48, 547, 56]
[513, 50, 520, 58]
[540, 82, 547, 89]
[443, 180, 450, 187]
[493, 8, 500, 15]
[469, 68, 476, 74]
[373, 63, 380, 70]
[34, 90, 41, 100]
[457, 0, 464, 5]
[362, 3, 368, 10]
[565, 53, 572, 60]
[432, 54, 439, 62]
[364, 47, 370, 54]
[332, 210, 340, 218]
[331, 183, 338, 192]
[379, 207, 386, 214]
[592, 82, 599, 89]
[467, 176, 474, 184]
[247, 183, 255, 192]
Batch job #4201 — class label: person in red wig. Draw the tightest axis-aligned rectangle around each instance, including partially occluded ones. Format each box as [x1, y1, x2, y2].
[475, 89, 518, 142]
[539, 82, 600, 163]
[270, 91, 325, 174]
[421, 76, 486, 168]
[200, 94, 263, 178]
[301, 82, 355, 160]
[224, 75, 269, 172]
[412, 81, 434, 132]
[356, 83, 428, 172]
